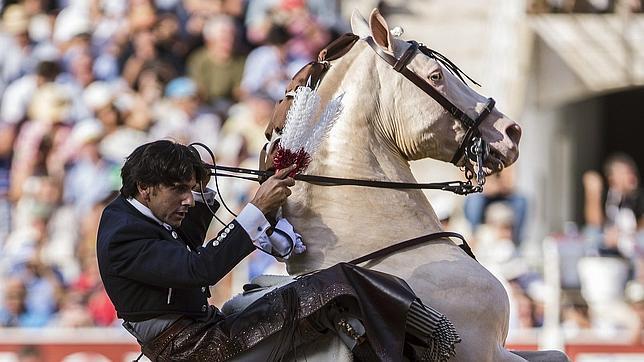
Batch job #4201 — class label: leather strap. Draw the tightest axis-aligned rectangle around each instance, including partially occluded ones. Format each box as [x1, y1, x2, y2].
[141, 316, 194, 360]
[212, 164, 480, 195]
[318, 33, 360, 62]
[348, 231, 476, 265]
[450, 98, 494, 165]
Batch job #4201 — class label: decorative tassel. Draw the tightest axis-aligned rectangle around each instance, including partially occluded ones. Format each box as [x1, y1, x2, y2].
[273, 147, 311, 178]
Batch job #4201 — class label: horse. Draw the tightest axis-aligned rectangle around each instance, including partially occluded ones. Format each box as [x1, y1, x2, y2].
[256, 8, 568, 362]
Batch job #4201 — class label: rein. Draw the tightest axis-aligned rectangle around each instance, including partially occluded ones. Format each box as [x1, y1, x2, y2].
[211, 164, 481, 195]
[209, 162, 478, 261]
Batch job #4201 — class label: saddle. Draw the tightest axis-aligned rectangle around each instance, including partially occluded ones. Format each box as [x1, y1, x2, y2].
[143, 263, 460, 361]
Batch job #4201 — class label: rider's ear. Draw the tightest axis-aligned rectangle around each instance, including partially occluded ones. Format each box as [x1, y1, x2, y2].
[369, 8, 395, 53]
[137, 183, 150, 200]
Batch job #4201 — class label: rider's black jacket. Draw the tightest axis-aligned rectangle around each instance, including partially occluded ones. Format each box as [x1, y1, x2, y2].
[97, 195, 255, 322]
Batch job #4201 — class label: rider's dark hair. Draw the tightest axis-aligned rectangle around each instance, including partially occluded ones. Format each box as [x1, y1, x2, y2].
[120, 140, 208, 198]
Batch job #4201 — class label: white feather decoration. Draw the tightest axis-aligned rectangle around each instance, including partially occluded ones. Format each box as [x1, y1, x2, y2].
[275, 86, 343, 174]
[304, 93, 343, 155]
[281, 87, 320, 151]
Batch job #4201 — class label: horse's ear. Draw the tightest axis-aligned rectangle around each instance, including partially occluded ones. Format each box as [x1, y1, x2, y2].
[369, 8, 394, 53]
[350, 9, 370, 38]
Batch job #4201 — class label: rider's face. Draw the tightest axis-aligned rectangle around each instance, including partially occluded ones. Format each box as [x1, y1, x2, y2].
[141, 176, 196, 228]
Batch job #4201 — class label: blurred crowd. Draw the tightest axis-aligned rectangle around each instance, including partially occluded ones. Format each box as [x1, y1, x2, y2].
[0, 0, 344, 328]
[571, 154, 644, 342]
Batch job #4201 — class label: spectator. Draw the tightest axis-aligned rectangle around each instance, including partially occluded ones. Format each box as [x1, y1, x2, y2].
[0, 277, 51, 327]
[561, 292, 592, 338]
[153, 13, 192, 74]
[279, 0, 331, 60]
[53, 290, 94, 327]
[1, 60, 61, 126]
[582, 153, 644, 257]
[464, 168, 529, 246]
[9, 83, 72, 201]
[0, 4, 35, 94]
[150, 76, 222, 154]
[63, 119, 119, 217]
[240, 24, 308, 101]
[187, 15, 246, 111]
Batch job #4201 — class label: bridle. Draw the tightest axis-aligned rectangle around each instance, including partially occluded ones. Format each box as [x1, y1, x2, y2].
[364, 36, 494, 192]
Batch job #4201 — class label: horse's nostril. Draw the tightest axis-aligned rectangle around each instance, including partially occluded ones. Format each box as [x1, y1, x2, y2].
[506, 123, 522, 145]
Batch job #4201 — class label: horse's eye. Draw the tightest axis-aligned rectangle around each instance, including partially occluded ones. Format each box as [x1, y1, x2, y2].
[429, 72, 442, 82]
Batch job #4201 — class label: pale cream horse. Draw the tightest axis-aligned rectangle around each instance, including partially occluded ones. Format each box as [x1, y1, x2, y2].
[261, 9, 567, 362]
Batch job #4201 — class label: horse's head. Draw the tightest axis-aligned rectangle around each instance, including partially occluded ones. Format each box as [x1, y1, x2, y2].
[351, 9, 521, 175]
[263, 9, 521, 178]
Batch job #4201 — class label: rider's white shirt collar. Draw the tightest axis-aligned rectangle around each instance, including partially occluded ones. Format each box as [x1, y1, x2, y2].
[127, 197, 172, 230]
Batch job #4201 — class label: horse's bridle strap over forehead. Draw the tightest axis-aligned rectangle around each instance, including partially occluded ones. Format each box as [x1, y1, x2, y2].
[364, 36, 494, 166]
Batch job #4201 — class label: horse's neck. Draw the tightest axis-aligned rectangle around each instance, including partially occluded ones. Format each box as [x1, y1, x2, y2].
[284, 51, 443, 274]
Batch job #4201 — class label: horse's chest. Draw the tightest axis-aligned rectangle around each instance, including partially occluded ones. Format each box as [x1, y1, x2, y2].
[374, 245, 511, 334]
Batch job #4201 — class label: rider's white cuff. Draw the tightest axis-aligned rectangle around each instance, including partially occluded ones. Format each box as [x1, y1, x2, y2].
[236, 203, 270, 241]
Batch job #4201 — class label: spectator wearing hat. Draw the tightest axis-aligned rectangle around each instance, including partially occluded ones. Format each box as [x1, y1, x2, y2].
[9, 83, 72, 202]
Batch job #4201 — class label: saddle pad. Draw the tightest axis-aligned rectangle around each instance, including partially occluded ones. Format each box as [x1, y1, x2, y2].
[221, 274, 294, 315]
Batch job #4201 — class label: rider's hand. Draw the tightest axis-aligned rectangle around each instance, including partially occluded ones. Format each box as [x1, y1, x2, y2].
[582, 171, 603, 197]
[193, 171, 212, 192]
[250, 165, 297, 215]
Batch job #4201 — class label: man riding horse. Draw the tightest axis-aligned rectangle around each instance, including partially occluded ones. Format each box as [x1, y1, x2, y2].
[97, 8, 569, 361]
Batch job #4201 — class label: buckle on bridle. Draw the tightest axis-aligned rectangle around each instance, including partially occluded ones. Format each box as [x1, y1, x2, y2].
[463, 137, 488, 189]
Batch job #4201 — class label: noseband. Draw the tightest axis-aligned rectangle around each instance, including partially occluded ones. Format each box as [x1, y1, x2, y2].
[365, 37, 494, 190]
